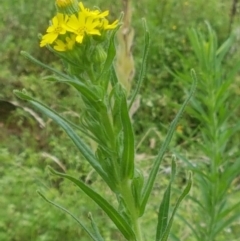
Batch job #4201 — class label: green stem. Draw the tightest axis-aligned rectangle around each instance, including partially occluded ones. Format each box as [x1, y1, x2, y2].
[120, 180, 143, 241]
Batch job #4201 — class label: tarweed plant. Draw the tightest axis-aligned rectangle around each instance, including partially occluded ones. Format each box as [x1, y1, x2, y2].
[172, 23, 240, 240]
[15, 1, 196, 240]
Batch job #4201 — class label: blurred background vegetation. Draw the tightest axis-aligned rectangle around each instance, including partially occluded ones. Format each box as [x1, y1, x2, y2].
[1, 0, 240, 240]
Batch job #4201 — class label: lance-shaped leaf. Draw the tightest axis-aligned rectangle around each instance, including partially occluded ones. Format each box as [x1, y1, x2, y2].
[37, 191, 99, 241]
[48, 167, 136, 241]
[129, 19, 149, 109]
[88, 213, 105, 241]
[110, 66, 119, 87]
[45, 76, 103, 111]
[21, 51, 70, 79]
[119, 89, 135, 179]
[160, 173, 192, 241]
[156, 159, 176, 241]
[14, 90, 115, 191]
[140, 70, 197, 216]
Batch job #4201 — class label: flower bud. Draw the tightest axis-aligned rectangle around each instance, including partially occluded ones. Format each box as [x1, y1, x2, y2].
[92, 45, 107, 66]
[55, 0, 79, 15]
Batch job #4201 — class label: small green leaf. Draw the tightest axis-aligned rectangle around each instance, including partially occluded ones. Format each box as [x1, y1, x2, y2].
[156, 183, 171, 241]
[20, 51, 69, 79]
[88, 213, 105, 241]
[37, 191, 99, 241]
[156, 159, 176, 241]
[110, 66, 119, 87]
[170, 157, 177, 182]
[49, 167, 136, 241]
[160, 173, 192, 241]
[48, 76, 103, 111]
[14, 89, 33, 101]
[131, 169, 144, 211]
[14, 91, 115, 190]
[119, 90, 135, 179]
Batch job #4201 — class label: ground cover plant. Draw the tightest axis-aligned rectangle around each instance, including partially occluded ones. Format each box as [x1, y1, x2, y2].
[1, 0, 240, 240]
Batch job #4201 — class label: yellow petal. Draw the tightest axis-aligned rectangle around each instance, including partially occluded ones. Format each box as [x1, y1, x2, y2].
[67, 15, 80, 30]
[40, 33, 58, 46]
[54, 39, 66, 51]
[87, 29, 101, 35]
[52, 15, 59, 27]
[76, 35, 84, 43]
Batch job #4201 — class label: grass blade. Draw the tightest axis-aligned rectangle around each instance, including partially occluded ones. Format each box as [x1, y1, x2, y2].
[119, 90, 135, 179]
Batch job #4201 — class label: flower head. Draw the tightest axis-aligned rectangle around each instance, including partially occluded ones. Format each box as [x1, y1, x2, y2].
[53, 34, 76, 51]
[40, 1, 119, 49]
[66, 13, 101, 43]
[101, 19, 119, 30]
[40, 13, 68, 47]
[79, 2, 109, 18]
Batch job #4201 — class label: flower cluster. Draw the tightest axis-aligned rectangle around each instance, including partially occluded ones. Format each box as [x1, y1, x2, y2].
[40, 1, 118, 52]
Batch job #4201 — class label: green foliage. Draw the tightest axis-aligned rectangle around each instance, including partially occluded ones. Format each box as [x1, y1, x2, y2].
[172, 23, 240, 240]
[1, 0, 240, 240]
[14, 10, 194, 239]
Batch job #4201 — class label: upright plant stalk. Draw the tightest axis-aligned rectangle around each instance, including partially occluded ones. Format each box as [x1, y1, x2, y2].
[173, 23, 240, 241]
[15, 0, 193, 240]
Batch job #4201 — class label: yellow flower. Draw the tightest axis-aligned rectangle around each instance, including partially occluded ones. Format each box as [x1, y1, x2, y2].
[53, 34, 76, 51]
[40, 13, 68, 47]
[66, 13, 101, 43]
[79, 2, 109, 18]
[101, 19, 119, 30]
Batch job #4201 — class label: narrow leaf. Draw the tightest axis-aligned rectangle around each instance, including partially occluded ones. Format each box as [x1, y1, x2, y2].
[156, 159, 176, 241]
[37, 191, 98, 241]
[140, 70, 197, 215]
[110, 66, 119, 87]
[88, 213, 105, 241]
[156, 183, 171, 241]
[171, 157, 177, 182]
[49, 167, 136, 241]
[21, 51, 70, 79]
[46, 76, 103, 111]
[14, 90, 114, 190]
[120, 90, 135, 179]
[160, 173, 192, 241]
